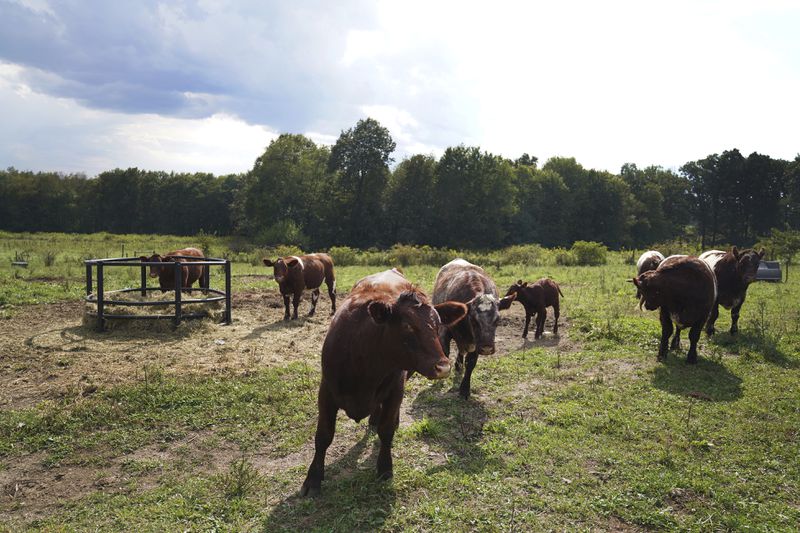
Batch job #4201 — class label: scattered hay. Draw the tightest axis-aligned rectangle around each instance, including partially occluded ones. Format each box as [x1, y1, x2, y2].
[83, 289, 225, 331]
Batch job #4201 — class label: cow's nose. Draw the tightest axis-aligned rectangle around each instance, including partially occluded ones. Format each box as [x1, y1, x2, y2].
[479, 345, 496, 355]
[432, 361, 451, 379]
[149, 272, 158, 278]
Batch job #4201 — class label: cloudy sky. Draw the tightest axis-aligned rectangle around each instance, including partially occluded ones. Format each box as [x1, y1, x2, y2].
[1, 0, 798, 177]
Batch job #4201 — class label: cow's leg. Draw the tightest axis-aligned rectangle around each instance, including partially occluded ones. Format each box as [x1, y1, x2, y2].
[522, 313, 532, 338]
[552, 303, 560, 335]
[535, 310, 546, 339]
[368, 403, 381, 429]
[326, 277, 337, 314]
[671, 326, 682, 351]
[459, 351, 479, 399]
[301, 383, 338, 497]
[705, 302, 719, 336]
[282, 294, 291, 321]
[658, 308, 673, 361]
[687, 324, 702, 364]
[455, 350, 465, 372]
[309, 288, 320, 317]
[376, 379, 404, 480]
[291, 291, 301, 320]
[730, 297, 745, 335]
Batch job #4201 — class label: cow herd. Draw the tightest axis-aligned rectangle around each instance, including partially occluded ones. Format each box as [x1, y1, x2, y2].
[140, 245, 764, 496]
[631, 246, 765, 363]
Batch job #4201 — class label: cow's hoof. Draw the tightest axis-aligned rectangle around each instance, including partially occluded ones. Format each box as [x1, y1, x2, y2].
[521, 333, 528, 339]
[300, 482, 320, 497]
[686, 356, 698, 365]
[729, 328, 738, 335]
[706, 328, 715, 337]
[376, 469, 393, 481]
[459, 389, 470, 400]
[283, 316, 290, 321]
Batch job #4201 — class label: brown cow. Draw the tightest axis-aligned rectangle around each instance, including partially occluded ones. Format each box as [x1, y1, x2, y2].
[432, 259, 515, 399]
[263, 253, 336, 320]
[504, 278, 563, 339]
[631, 255, 716, 363]
[699, 247, 765, 336]
[300, 269, 468, 497]
[139, 247, 207, 292]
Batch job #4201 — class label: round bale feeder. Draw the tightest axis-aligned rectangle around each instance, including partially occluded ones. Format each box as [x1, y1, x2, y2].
[84, 255, 232, 331]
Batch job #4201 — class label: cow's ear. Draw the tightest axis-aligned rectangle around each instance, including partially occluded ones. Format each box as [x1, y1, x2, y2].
[630, 277, 640, 287]
[498, 293, 516, 311]
[521, 282, 528, 287]
[731, 246, 740, 259]
[368, 301, 392, 324]
[758, 248, 765, 258]
[435, 301, 468, 326]
[516, 279, 523, 285]
[139, 256, 148, 262]
[286, 258, 300, 268]
[263, 258, 274, 267]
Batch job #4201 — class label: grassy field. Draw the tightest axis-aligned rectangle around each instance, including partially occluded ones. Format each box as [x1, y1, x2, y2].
[1, 232, 798, 531]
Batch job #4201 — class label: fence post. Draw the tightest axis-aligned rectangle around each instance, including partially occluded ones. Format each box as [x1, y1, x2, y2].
[85, 262, 92, 296]
[174, 260, 182, 327]
[141, 262, 147, 297]
[225, 259, 232, 325]
[97, 262, 105, 332]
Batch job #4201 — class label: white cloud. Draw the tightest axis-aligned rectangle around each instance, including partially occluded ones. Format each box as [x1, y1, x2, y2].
[0, 63, 276, 176]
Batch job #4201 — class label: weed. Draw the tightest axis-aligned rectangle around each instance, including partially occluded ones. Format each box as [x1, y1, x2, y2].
[215, 458, 262, 500]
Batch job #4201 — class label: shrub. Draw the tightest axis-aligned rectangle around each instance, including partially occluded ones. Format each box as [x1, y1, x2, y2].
[328, 246, 358, 266]
[571, 241, 607, 266]
[554, 248, 576, 266]
[256, 220, 309, 248]
[496, 244, 544, 265]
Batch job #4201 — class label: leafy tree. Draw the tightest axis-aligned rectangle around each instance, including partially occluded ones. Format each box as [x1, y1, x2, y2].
[384, 155, 437, 244]
[759, 228, 800, 281]
[328, 118, 396, 247]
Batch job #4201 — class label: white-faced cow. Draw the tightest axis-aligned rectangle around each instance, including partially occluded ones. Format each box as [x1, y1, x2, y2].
[634, 251, 665, 298]
[263, 253, 336, 320]
[700, 247, 765, 336]
[631, 255, 716, 363]
[432, 259, 515, 399]
[300, 268, 468, 496]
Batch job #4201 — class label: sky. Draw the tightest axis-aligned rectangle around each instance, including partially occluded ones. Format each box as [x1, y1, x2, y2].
[1, 0, 799, 177]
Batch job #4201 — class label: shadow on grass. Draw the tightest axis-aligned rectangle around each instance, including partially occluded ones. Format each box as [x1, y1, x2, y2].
[651, 356, 743, 402]
[709, 331, 799, 368]
[242, 317, 310, 339]
[408, 379, 497, 475]
[261, 428, 396, 532]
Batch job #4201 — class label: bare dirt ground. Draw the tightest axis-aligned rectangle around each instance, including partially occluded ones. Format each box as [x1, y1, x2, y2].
[0, 289, 585, 524]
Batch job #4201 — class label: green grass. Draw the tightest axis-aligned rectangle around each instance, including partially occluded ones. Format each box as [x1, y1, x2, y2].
[1, 232, 799, 531]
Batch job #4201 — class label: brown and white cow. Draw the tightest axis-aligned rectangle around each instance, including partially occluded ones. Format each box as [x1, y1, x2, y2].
[504, 278, 563, 340]
[432, 259, 515, 399]
[139, 247, 207, 292]
[263, 253, 336, 320]
[300, 269, 468, 496]
[635, 251, 665, 298]
[700, 247, 765, 336]
[631, 255, 716, 363]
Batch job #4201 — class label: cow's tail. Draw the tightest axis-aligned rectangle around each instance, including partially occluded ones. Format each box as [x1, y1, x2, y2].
[557, 284, 564, 298]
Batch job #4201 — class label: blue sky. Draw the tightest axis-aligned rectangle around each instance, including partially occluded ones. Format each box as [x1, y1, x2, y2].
[1, 0, 798, 176]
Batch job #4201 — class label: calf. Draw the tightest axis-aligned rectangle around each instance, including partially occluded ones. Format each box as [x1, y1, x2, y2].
[504, 278, 563, 339]
[631, 256, 716, 363]
[139, 247, 207, 292]
[263, 253, 336, 320]
[300, 269, 468, 496]
[433, 259, 515, 399]
[700, 247, 765, 336]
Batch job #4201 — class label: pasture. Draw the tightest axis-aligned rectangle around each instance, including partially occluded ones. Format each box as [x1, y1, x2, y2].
[1, 233, 799, 531]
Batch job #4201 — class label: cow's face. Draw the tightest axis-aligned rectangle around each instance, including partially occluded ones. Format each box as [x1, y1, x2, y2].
[632, 271, 663, 311]
[140, 254, 164, 277]
[733, 247, 764, 284]
[368, 291, 467, 379]
[467, 295, 504, 355]
[263, 257, 301, 283]
[505, 280, 527, 300]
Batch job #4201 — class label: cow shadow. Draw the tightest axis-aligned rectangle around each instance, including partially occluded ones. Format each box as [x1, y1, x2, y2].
[261, 428, 396, 531]
[709, 331, 799, 368]
[242, 317, 311, 339]
[408, 379, 495, 475]
[651, 355, 743, 402]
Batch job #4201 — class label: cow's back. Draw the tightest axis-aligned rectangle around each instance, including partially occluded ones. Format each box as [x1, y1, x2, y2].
[299, 253, 333, 287]
[433, 259, 497, 304]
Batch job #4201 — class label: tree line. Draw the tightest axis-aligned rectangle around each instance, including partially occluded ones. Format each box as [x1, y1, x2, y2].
[2, 118, 799, 250]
